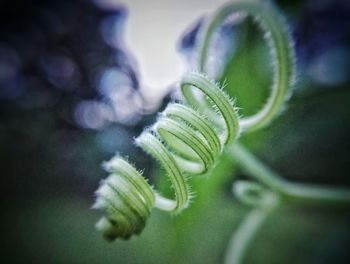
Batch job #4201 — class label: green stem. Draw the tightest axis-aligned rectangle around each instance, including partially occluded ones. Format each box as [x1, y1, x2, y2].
[224, 205, 277, 264]
[227, 143, 350, 206]
[198, 0, 295, 132]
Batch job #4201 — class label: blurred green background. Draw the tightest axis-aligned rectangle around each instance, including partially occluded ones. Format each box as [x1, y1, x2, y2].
[1, 0, 350, 263]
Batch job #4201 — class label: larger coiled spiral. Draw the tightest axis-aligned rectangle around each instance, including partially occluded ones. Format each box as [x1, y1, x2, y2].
[93, 73, 240, 240]
[93, 0, 296, 241]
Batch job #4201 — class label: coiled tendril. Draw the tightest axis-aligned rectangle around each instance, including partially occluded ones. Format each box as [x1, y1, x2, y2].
[94, 73, 240, 240]
[93, 0, 295, 241]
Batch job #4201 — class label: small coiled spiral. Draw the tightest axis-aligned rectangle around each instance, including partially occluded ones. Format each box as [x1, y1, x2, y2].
[93, 73, 240, 240]
[93, 0, 295, 241]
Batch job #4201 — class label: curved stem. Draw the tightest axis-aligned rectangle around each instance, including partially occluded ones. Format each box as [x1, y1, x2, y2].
[224, 205, 277, 264]
[227, 143, 350, 206]
[198, 0, 295, 132]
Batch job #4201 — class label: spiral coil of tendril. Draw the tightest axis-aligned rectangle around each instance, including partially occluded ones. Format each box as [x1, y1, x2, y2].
[93, 0, 295, 241]
[93, 73, 240, 240]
